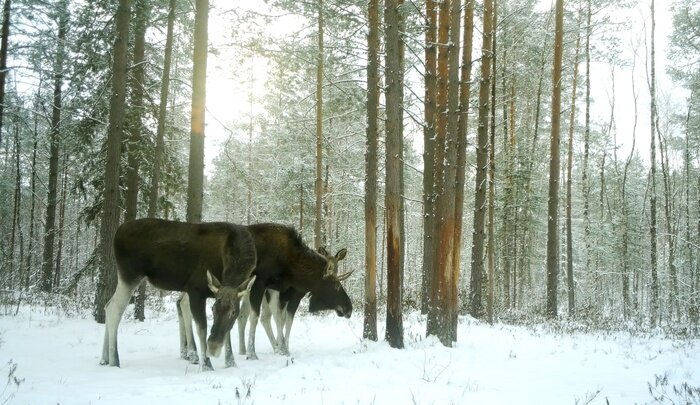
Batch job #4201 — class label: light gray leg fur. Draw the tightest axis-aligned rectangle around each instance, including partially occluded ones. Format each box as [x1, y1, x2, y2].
[238, 295, 250, 355]
[177, 292, 198, 363]
[100, 279, 139, 367]
[246, 310, 260, 360]
[260, 291, 279, 352]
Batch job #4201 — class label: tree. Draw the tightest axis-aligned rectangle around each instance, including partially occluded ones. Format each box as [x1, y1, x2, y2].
[384, 0, 404, 349]
[314, 0, 324, 249]
[565, 7, 583, 316]
[469, 0, 493, 319]
[40, 0, 68, 293]
[546, 0, 564, 318]
[648, 0, 659, 328]
[186, 0, 208, 224]
[147, 0, 176, 218]
[363, 0, 379, 342]
[94, 0, 131, 323]
[0, 0, 11, 145]
[422, 0, 437, 317]
[126, 0, 149, 322]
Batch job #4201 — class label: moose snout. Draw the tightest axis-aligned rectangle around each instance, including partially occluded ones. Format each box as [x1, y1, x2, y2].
[207, 338, 223, 358]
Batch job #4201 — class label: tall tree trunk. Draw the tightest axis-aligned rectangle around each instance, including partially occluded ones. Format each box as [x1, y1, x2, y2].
[11, 124, 20, 281]
[486, 0, 497, 325]
[582, 0, 592, 296]
[147, 0, 176, 218]
[426, 0, 449, 339]
[469, 0, 493, 319]
[0, 0, 11, 145]
[363, 0, 379, 342]
[127, 0, 149, 321]
[432, 0, 461, 345]
[314, 0, 324, 249]
[54, 163, 68, 289]
[384, 0, 404, 349]
[546, 0, 564, 318]
[453, 0, 473, 328]
[24, 120, 38, 288]
[422, 0, 437, 316]
[566, 16, 582, 317]
[648, 0, 659, 328]
[94, 0, 131, 323]
[40, 0, 68, 293]
[186, 0, 208, 224]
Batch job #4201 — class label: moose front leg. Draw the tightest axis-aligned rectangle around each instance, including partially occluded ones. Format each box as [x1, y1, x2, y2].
[176, 292, 198, 364]
[188, 293, 214, 371]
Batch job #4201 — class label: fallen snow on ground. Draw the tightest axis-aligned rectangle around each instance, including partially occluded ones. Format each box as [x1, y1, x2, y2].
[0, 303, 698, 405]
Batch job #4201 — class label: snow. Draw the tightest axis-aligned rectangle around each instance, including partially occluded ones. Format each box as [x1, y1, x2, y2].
[0, 304, 698, 405]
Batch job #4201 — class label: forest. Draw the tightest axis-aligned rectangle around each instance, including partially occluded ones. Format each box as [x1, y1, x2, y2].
[0, 0, 698, 351]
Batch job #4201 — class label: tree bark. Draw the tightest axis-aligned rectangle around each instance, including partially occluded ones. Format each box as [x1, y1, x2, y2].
[147, 0, 176, 218]
[363, 0, 379, 342]
[384, 0, 404, 349]
[186, 0, 208, 224]
[546, 0, 564, 318]
[40, 0, 68, 293]
[127, 0, 149, 322]
[469, 0, 493, 319]
[314, 0, 324, 249]
[0, 0, 11, 145]
[566, 15, 582, 317]
[648, 0, 659, 328]
[421, 0, 437, 317]
[94, 0, 131, 323]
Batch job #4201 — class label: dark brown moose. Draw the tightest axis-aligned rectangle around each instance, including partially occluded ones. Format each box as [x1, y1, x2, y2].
[236, 246, 348, 356]
[99, 218, 256, 370]
[177, 224, 353, 363]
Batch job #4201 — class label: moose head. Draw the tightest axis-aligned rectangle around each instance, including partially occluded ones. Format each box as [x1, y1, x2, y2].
[309, 248, 353, 318]
[206, 273, 256, 358]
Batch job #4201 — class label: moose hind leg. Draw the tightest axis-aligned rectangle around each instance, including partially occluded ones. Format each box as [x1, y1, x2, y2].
[260, 290, 279, 352]
[100, 279, 139, 367]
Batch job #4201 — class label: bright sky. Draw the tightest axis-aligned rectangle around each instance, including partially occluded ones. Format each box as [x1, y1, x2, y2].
[201, 1, 686, 173]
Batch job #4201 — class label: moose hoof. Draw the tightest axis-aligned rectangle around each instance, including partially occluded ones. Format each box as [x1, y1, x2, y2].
[187, 351, 199, 364]
[224, 358, 236, 368]
[246, 353, 258, 360]
[200, 358, 214, 372]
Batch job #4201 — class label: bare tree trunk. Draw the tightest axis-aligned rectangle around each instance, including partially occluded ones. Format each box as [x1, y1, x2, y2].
[186, 0, 208, 224]
[128, 0, 149, 321]
[384, 0, 404, 349]
[363, 0, 379, 342]
[469, 0, 493, 319]
[24, 120, 38, 288]
[94, 0, 131, 323]
[422, 0, 437, 317]
[41, 0, 68, 293]
[648, 0, 659, 328]
[566, 16, 582, 317]
[486, 0, 497, 325]
[582, 0, 592, 296]
[0, 0, 11, 145]
[314, 0, 324, 249]
[147, 0, 176, 218]
[453, 0, 473, 329]
[546, 0, 564, 318]
[54, 163, 68, 289]
[11, 124, 21, 285]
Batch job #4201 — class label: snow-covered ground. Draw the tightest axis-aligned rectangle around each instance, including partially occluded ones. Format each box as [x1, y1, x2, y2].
[0, 302, 698, 405]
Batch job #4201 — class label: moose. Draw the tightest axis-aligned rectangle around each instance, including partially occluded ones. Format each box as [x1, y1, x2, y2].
[177, 224, 353, 363]
[237, 246, 348, 356]
[99, 218, 256, 370]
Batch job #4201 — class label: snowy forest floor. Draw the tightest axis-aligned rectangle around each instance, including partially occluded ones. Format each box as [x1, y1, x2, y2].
[0, 299, 699, 405]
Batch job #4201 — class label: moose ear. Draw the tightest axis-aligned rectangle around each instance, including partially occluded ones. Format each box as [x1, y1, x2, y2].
[318, 246, 329, 257]
[207, 270, 221, 295]
[237, 275, 257, 299]
[335, 248, 347, 261]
